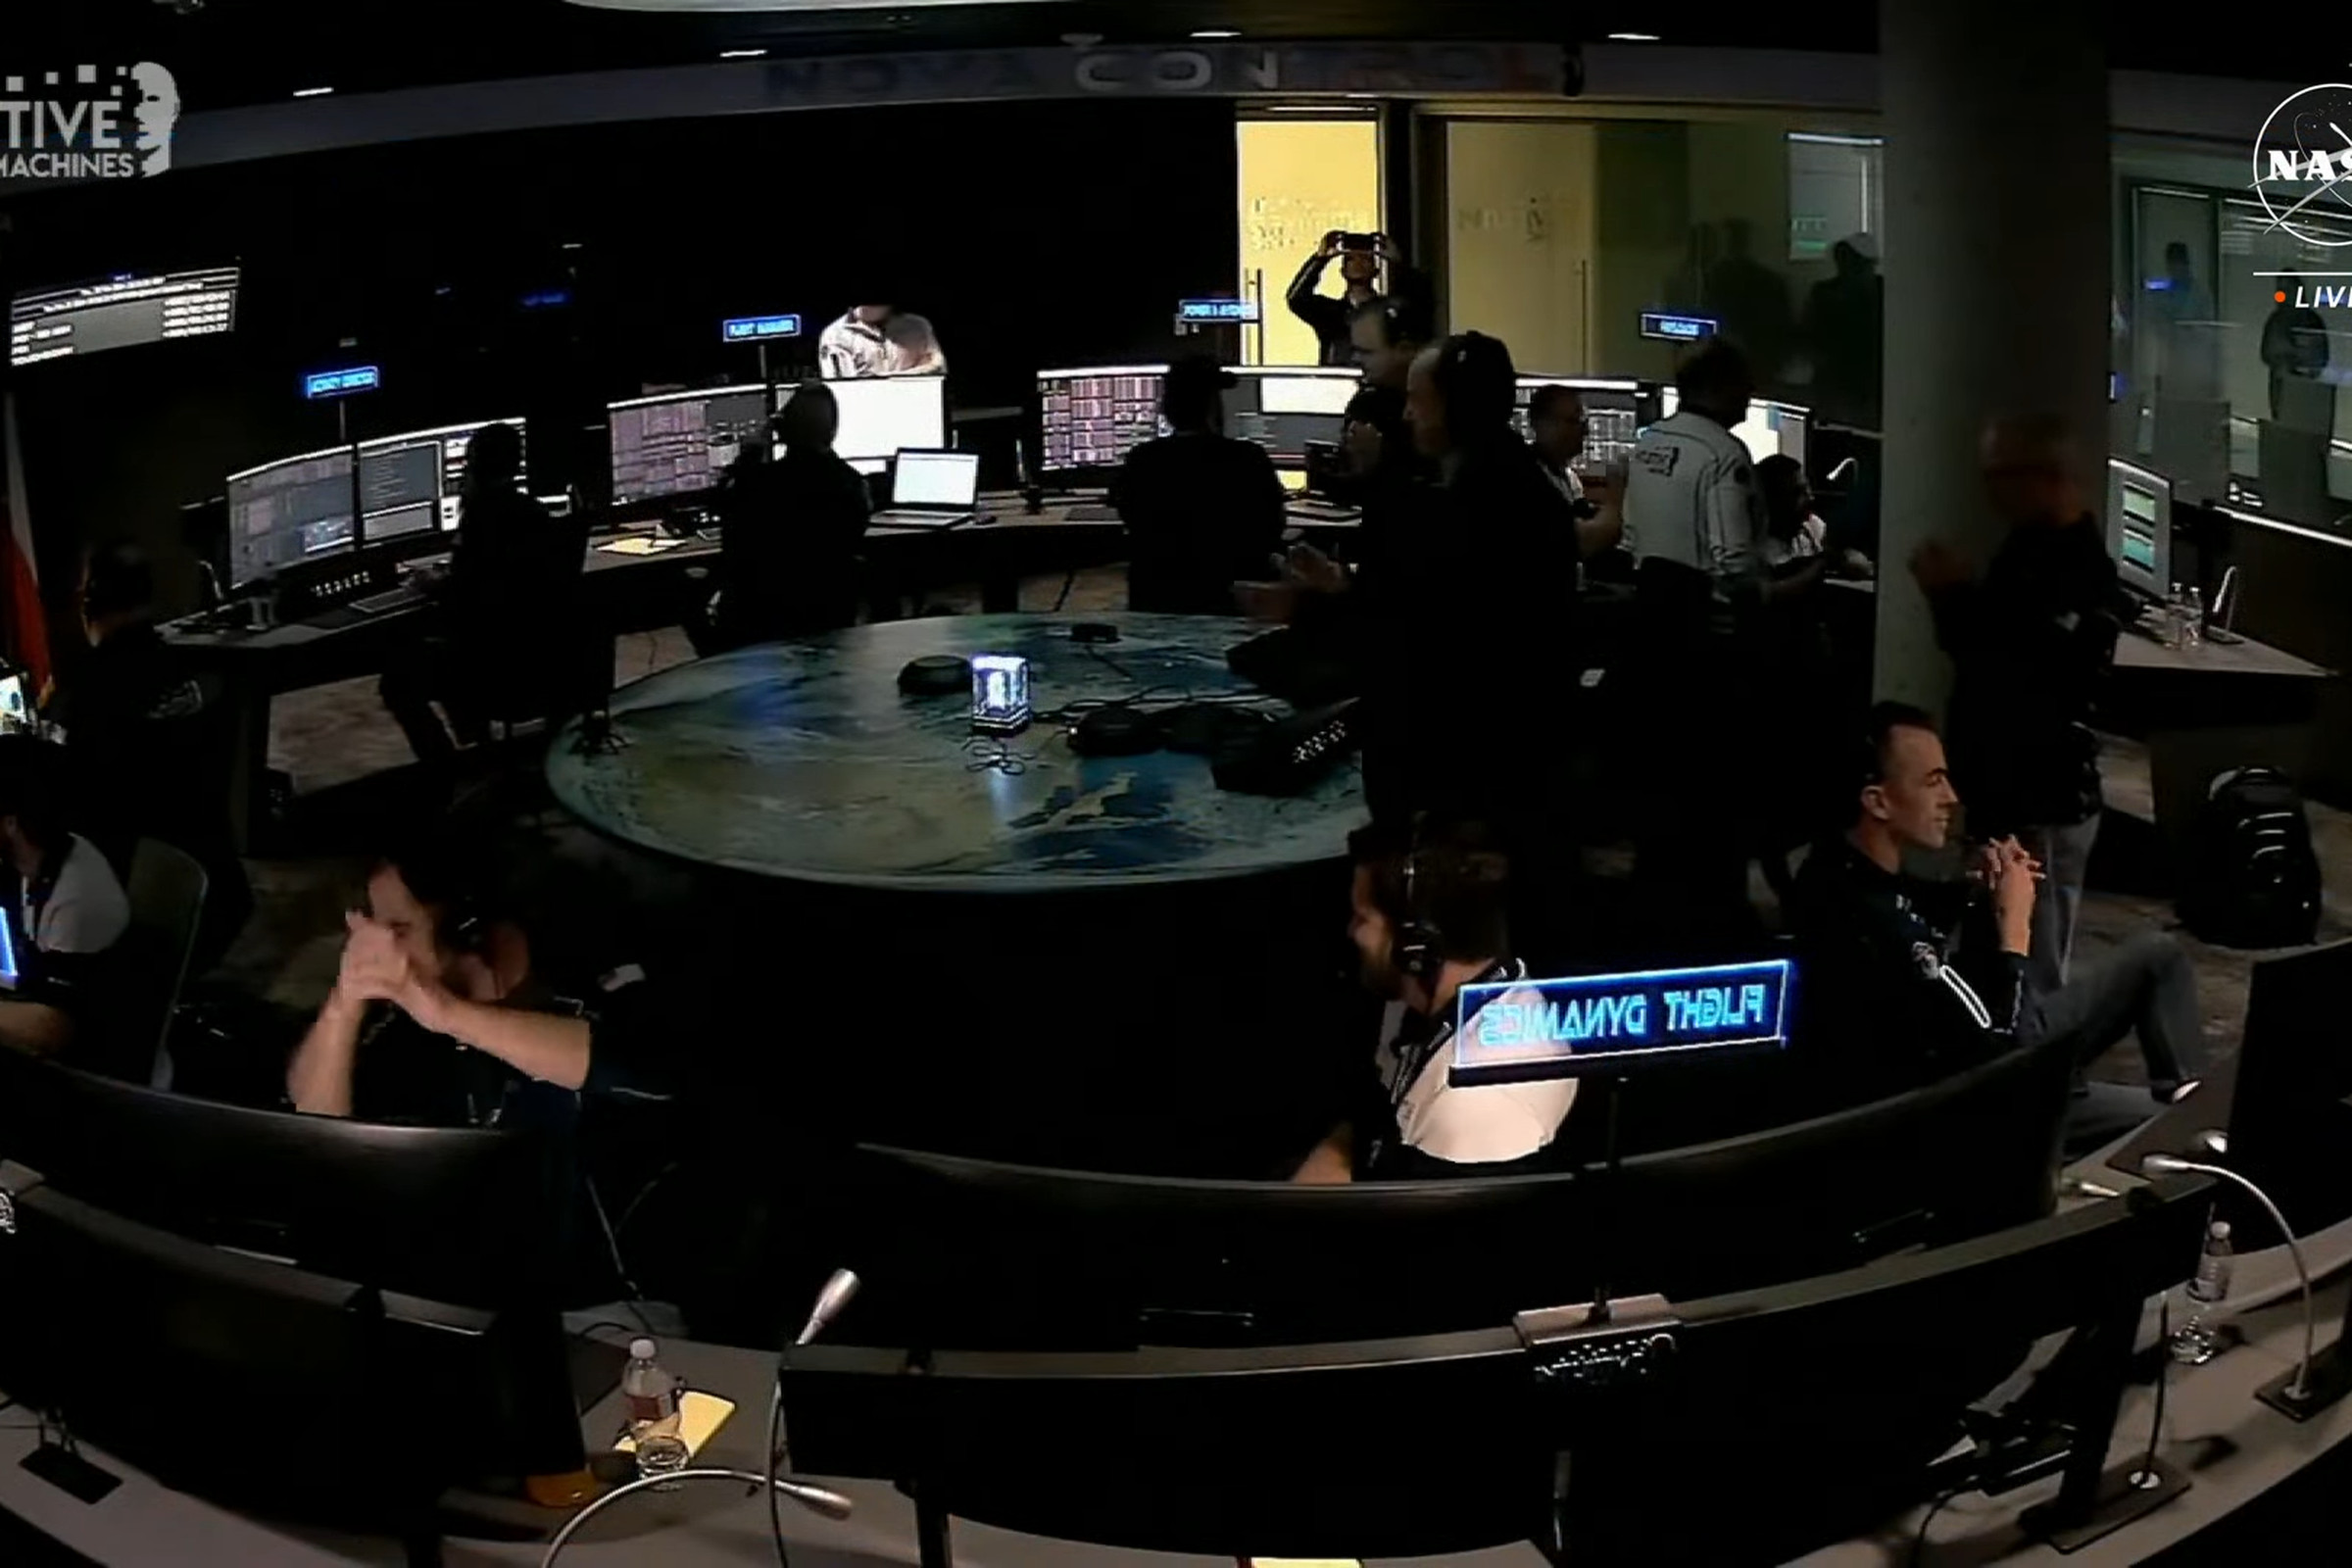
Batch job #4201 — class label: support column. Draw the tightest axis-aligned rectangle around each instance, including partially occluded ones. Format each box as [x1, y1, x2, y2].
[1876, 0, 2110, 709]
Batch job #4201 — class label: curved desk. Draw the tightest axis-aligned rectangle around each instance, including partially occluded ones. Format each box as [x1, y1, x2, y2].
[547, 612, 1363, 893]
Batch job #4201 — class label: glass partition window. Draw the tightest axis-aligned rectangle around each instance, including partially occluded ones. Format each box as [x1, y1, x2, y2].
[1237, 116, 1383, 367]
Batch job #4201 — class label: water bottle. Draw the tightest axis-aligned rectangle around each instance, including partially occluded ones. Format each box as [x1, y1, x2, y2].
[622, 1337, 689, 1485]
[2181, 586, 2205, 651]
[2170, 1222, 2234, 1365]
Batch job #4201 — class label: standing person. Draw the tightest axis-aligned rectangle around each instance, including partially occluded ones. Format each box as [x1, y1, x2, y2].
[1910, 414, 2126, 998]
[50, 540, 251, 971]
[1110, 356, 1288, 615]
[1705, 218, 1796, 389]
[1289, 231, 1426, 368]
[1528, 383, 1624, 564]
[2262, 272, 2332, 425]
[1619, 340, 1773, 949]
[1274, 334, 1583, 961]
[1295, 817, 1572, 1183]
[712, 383, 873, 648]
[1800, 234, 1885, 427]
[818, 304, 947, 380]
[378, 423, 588, 764]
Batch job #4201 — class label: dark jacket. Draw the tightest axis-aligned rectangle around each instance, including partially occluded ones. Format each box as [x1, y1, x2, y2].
[1285, 257, 1430, 368]
[1341, 433, 1583, 825]
[1787, 836, 2024, 1109]
[447, 489, 586, 660]
[716, 448, 872, 646]
[49, 625, 215, 866]
[1111, 431, 1289, 615]
[1932, 517, 2124, 836]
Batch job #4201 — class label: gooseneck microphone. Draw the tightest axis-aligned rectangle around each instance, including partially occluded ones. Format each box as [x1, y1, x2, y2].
[2141, 1154, 2314, 1404]
[796, 1269, 862, 1347]
[538, 1472, 854, 1566]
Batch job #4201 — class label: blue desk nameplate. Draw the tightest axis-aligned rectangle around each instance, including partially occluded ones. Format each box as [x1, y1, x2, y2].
[1178, 298, 1261, 324]
[1451, 958, 1793, 1086]
[302, 365, 379, 400]
[723, 314, 804, 342]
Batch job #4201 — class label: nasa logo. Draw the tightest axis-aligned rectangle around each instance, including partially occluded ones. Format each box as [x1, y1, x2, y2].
[2252, 82, 2352, 248]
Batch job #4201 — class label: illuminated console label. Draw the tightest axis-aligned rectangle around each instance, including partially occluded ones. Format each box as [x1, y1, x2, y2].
[1178, 298, 1261, 324]
[1450, 959, 1792, 1086]
[302, 365, 378, 400]
[1639, 311, 1720, 343]
[723, 314, 804, 342]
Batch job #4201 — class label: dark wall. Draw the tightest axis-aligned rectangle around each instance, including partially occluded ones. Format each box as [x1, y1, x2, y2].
[0, 97, 1240, 624]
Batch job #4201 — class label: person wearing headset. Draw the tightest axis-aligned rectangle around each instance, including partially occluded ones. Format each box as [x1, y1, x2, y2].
[1788, 704, 2203, 1132]
[1295, 817, 1573, 1184]
[0, 736, 129, 1060]
[287, 833, 670, 1127]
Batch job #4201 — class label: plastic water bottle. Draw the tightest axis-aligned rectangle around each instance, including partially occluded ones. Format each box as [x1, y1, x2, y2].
[2170, 1222, 2234, 1365]
[2181, 586, 2205, 651]
[623, 1337, 689, 1486]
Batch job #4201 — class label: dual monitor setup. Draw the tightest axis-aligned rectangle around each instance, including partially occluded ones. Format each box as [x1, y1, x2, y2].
[222, 420, 526, 593]
[607, 377, 950, 507]
[1037, 367, 1811, 485]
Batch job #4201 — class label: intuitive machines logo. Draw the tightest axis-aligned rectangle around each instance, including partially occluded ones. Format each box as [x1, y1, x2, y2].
[0, 63, 178, 180]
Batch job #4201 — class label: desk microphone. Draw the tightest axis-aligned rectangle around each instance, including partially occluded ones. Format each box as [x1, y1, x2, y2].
[2140, 1154, 2315, 1406]
[1829, 458, 1860, 484]
[796, 1268, 861, 1347]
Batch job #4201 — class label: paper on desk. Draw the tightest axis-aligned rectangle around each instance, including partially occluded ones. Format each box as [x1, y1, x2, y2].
[599, 536, 691, 557]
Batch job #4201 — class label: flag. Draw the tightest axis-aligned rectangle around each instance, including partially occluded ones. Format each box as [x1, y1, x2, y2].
[1, 394, 50, 699]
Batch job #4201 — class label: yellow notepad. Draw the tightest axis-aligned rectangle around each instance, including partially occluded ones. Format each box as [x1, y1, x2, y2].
[612, 1391, 736, 1460]
[599, 535, 690, 557]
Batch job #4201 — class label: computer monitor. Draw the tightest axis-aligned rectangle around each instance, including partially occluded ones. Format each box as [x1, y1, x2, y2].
[0, 1162, 587, 1528]
[1227, 367, 1358, 466]
[358, 417, 528, 540]
[783, 377, 950, 475]
[0, 1052, 567, 1308]
[9, 266, 239, 368]
[843, 1039, 2069, 1349]
[2108, 458, 2173, 599]
[1037, 365, 1169, 477]
[1727, 399, 1810, 466]
[1515, 376, 1656, 473]
[2225, 941, 2352, 1236]
[224, 445, 358, 591]
[0, 672, 26, 736]
[608, 387, 769, 507]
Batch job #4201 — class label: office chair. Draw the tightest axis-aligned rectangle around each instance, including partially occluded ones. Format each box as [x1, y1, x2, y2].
[122, 839, 209, 1091]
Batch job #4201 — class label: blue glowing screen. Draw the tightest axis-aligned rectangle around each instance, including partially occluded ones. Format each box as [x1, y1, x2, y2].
[1639, 311, 1720, 343]
[723, 314, 804, 342]
[302, 365, 379, 400]
[1178, 298, 1261, 324]
[1450, 958, 1793, 1086]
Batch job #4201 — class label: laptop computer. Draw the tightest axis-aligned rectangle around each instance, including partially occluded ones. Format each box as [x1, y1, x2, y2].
[870, 450, 983, 530]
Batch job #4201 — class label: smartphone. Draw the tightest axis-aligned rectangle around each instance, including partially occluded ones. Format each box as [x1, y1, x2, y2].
[1338, 231, 1380, 252]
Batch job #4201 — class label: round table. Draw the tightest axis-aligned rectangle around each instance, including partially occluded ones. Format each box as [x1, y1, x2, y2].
[548, 613, 1364, 892]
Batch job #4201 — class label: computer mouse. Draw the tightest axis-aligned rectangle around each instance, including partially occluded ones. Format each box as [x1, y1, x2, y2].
[898, 656, 970, 697]
[1070, 706, 1162, 758]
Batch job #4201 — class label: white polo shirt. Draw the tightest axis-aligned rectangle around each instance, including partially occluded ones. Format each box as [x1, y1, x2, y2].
[818, 312, 947, 379]
[1622, 410, 1767, 596]
[23, 834, 129, 956]
[1377, 963, 1579, 1167]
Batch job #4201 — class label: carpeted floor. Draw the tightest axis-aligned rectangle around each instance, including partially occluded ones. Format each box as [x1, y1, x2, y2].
[211, 564, 2352, 1095]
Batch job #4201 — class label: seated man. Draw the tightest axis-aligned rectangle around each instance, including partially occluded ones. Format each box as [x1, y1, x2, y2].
[1111, 355, 1288, 615]
[287, 834, 668, 1127]
[1788, 703, 2204, 1124]
[0, 736, 129, 1059]
[713, 383, 872, 648]
[1296, 817, 1574, 1183]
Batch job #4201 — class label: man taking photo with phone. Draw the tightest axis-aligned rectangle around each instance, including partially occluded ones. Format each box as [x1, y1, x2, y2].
[1288, 230, 1426, 368]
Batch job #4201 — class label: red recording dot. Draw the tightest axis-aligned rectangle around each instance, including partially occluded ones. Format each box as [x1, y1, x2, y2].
[2278, 291, 2290, 303]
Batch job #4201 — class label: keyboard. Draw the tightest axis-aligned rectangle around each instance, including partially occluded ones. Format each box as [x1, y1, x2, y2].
[349, 582, 427, 617]
[1064, 505, 1121, 523]
[869, 511, 978, 531]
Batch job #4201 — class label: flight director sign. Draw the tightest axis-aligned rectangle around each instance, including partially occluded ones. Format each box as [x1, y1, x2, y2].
[0, 64, 178, 179]
[1450, 959, 1793, 1088]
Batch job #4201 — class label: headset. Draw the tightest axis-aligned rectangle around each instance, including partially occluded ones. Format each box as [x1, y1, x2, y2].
[1391, 814, 1446, 988]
